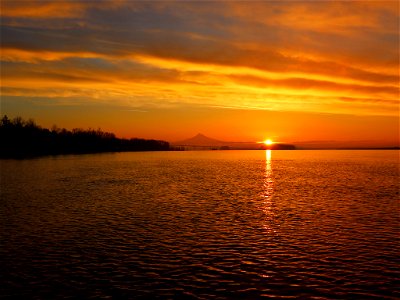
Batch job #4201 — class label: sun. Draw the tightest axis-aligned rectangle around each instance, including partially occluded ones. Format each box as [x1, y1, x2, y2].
[264, 139, 273, 146]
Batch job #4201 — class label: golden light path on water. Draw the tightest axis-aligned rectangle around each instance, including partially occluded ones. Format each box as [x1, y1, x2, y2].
[263, 150, 275, 233]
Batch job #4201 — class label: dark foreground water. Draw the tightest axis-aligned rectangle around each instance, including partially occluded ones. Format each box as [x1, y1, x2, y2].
[1, 150, 399, 299]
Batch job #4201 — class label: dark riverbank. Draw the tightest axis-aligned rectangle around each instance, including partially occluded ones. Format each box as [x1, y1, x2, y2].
[0, 115, 170, 159]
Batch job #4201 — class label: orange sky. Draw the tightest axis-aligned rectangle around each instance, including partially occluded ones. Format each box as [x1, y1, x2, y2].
[1, 0, 399, 146]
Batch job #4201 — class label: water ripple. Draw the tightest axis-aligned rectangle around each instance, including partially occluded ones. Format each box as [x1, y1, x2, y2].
[1, 150, 399, 299]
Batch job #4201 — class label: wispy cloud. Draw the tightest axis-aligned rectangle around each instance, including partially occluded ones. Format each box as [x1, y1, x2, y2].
[1, 0, 399, 118]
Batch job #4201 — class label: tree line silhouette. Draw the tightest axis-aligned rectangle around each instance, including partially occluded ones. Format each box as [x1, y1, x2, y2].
[0, 115, 170, 158]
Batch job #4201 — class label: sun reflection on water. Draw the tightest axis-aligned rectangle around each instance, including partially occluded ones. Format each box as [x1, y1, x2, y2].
[264, 150, 273, 198]
[263, 150, 275, 233]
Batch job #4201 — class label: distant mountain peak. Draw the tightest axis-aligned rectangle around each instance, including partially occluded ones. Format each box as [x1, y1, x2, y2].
[173, 133, 226, 146]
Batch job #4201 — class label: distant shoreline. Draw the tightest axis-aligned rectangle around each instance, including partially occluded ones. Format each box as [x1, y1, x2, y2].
[1, 115, 398, 159]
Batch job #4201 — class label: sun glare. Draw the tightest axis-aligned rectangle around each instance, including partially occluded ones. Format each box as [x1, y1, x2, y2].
[264, 139, 273, 145]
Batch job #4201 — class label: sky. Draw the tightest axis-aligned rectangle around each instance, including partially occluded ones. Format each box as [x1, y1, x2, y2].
[1, 0, 399, 146]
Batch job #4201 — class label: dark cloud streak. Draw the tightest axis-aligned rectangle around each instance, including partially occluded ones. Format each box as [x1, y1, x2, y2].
[1, 0, 399, 116]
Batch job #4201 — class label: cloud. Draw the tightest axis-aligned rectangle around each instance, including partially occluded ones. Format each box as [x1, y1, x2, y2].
[1, 0, 86, 18]
[1, 0, 399, 118]
[0, 0, 128, 19]
[229, 74, 399, 98]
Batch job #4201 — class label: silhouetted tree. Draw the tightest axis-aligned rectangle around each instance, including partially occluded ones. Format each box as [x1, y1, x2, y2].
[0, 115, 170, 158]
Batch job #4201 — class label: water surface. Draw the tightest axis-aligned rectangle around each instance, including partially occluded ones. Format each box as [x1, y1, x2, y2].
[1, 150, 399, 299]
